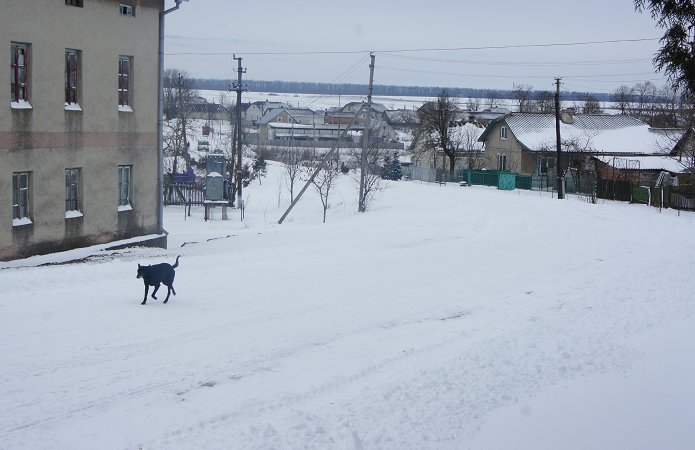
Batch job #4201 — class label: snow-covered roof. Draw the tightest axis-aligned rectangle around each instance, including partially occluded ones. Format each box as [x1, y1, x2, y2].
[340, 101, 387, 114]
[187, 103, 229, 114]
[250, 101, 287, 108]
[384, 109, 420, 125]
[594, 155, 686, 173]
[258, 107, 319, 125]
[484, 113, 677, 155]
[267, 122, 343, 131]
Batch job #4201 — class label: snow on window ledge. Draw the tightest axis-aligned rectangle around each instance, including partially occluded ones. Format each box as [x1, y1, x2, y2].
[118, 204, 133, 212]
[13, 217, 33, 227]
[10, 100, 32, 110]
[64, 102, 82, 111]
[65, 210, 83, 219]
[118, 105, 133, 113]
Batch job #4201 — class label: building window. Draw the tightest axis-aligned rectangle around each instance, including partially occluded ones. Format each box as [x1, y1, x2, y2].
[65, 49, 81, 107]
[66, 0, 84, 6]
[118, 56, 132, 110]
[120, 4, 134, 16]
[10, 43, 30, 106]
[497, 154, 508, 171]
[538, 156, 555, 175]
[118, 165, 132, 210]
[12, 172, 31, 225]
[65, 168, 82, 216]
[500, 126, 508, 140]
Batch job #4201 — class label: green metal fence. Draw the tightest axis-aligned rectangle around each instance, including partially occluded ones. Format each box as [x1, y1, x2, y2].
[515, 175, 533, 190]
[404, 168, 534, 190]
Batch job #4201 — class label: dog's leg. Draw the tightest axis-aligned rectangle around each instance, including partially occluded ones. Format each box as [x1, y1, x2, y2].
[151, 283, 160, 300]
[163, 286, 171, 303]
[141, 285, 149, 305]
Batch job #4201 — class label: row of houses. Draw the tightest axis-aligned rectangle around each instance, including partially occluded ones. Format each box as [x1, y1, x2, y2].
[190, 98, 417, 149]
[412, 108, 693, 184]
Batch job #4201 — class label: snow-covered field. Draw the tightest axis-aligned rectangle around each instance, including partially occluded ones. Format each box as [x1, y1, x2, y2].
[2, 162, 695, 449]
[198, 89, 434, 112]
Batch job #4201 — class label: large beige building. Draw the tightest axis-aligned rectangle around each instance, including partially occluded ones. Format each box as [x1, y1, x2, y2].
[1, 0, 165, 261]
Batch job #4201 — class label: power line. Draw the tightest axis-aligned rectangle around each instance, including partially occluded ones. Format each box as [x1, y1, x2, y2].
[378, 65, 661, 81]
[165, 37, 659, 56]
[379, 53, 653, 67]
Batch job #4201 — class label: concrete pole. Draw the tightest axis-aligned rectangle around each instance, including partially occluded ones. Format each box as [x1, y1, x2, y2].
[358, 53, 375, 212]
[555, 77, 564, 199]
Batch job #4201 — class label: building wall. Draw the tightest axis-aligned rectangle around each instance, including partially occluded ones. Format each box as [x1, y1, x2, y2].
[482, 122, 524, 173]
[0, 0, 163, 260]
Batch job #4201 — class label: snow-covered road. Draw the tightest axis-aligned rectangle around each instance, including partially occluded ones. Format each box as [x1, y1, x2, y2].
[3, 166, 695, 449]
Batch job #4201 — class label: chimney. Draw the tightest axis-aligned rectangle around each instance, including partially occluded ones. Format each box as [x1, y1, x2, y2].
[561, 107, 575, 124]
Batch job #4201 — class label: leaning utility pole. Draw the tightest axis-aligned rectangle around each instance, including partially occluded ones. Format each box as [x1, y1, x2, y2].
[277, 104, 367, 224]
[358, 53, 375, 212]
[230, 55, 247, 211]
[554, 77, 564, 199]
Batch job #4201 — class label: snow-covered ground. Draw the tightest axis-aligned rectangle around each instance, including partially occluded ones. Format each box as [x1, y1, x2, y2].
[2, 162, 695, 449]
[198, 89, 433, 112]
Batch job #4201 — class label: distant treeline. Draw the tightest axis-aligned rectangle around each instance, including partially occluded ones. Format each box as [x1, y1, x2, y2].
[190, 78, 612, 102]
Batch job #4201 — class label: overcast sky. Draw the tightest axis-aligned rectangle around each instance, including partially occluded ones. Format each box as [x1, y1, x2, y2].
[164, 0, 668, 94]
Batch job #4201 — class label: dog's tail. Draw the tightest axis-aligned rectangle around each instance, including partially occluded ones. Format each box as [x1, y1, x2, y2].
[172, 255, 181, 269]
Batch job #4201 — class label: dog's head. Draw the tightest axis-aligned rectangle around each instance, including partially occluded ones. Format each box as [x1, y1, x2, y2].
[136, 264, 146, 279]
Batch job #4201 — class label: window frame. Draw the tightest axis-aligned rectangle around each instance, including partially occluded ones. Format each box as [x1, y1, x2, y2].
[538, 156, 555, 175]
[65, 49, 81, 107]
[118, 165, 133, 209]
[119, 3, 135, 16]
[65, 168, 81, 215]
[500, 126, 508, 140]
[118, 56, 132, 109]
[65, 0, 84, 6]
[497, 154, 508, 171]
[10, 42, 30, 104]
[12, 171, 31, 223]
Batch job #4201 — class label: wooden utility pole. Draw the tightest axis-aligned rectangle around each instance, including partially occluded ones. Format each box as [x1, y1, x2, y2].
[277, 104, 367, 224]
[554, 77, 564, 199]
[358, 53, 375, 212]
[232, 55, 246, 211]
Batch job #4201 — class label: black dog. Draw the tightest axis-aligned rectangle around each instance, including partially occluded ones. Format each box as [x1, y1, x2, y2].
[136, 256, 180, 305]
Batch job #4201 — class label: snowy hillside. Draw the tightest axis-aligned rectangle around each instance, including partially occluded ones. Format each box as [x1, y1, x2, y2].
[2, 162, 695, 449]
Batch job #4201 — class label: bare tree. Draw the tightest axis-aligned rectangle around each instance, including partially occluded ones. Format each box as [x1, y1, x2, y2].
[512, 83, 534, 113]
[450, 124, 486, 169]
[466, 97, 480, 111]
[418, 89, 460, 172]
[483, 90, 502, 109]
[581, 94, 603, 114]
[349, 139, 387, 211]
[282, 144, 310, 204]
[675, 132, 695, 173]
[652, 84, 681, 127]
[163, 68, 177, 120]
[632, 81, 658, 119]
[305, 157, 340, 223]
[532, 90, 555, 113]
[163, 70, 198, 177]
[613, 85, 634, 115]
